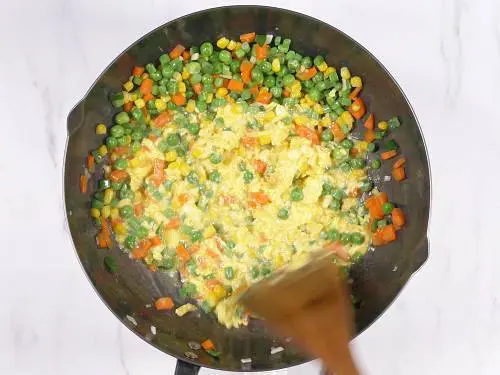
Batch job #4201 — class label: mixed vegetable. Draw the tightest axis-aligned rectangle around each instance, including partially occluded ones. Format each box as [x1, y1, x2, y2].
[81, 32, 407, 328]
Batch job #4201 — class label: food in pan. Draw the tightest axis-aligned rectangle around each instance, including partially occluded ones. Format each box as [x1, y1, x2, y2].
[82, 33, 406, 328]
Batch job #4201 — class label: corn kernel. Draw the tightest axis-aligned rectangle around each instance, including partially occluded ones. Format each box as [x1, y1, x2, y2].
[123, 81, 134, 92]
[294, 115, 308, 126]
[97, 145, 108, 156]
[351, 76, 363, 88]
[103, 189, 114, 205]
[101, 205, 111, 219]
[216, 37, 229, 49]
[227, 40, 237, 51]
[178, 81, 186, 93]
[155, 99, 167, 111]
[341, 111, 354, 125]
[186, 99, 195, 113]
[321, 116, 331, 127]
[272, 58, 281, 73]
[216, 87, 228, 98]
[232, 103, 244, 114]
[191, 147, 203, 158]
[180, 163, 190, 176]
[213, 284, 227, 299]
[135, 98, 145, 109]
[90, 208, 100, 218]
[95, 123, 107, 135]
[235, 42, 242, 50]
[130, 92, 138, 101]
[206, 92, 214, 104]
[357, 141, 368, 152]
[181, 70, 190, 80]
[351, 169, 366, 178]
[123, 92, 131, 103]
[263, 110, 275, 122]
[173, 72, 182, 81]
[203, 225, 216, 238]
[340, 67, 351, 80]
[318, 61, 328, 72]
[275, 253, 285, 268]
[160, 95, 170, 103]
[165, 150, 177, 162]
[141, 72, 149, 79]
[313, 103, 324, 114]
[110, 207, 120, 220]
[129, 158, 140, 168]
[324, 67, 336, 77]
[114, 223, 127, 235]
[378, 121, 389, 130]
[304, 95, 314, 106]
[258, 134, 272, 145]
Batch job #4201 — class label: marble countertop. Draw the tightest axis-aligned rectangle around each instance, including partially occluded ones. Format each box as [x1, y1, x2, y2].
[2, 0, 500, 374]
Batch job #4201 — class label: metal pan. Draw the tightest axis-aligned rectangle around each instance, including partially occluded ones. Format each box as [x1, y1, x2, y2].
[64, 5, 431, 374]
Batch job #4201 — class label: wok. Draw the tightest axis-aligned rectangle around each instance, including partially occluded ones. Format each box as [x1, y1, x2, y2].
[64, 6, 431, 374]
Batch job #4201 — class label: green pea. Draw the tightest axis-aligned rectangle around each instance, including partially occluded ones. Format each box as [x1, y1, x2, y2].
[187, 123, 200, 135]
[209, 170, 221, 183]
[191, 230, 203, 242]
[235, 48, 246, 59]
[322, 182, 334, 195]
[377, 219, 388, 228]
[218, 50, 232, 64]
[283, 74, 295, 86]
[117, 136, 128, 146]
[111, 181, 123, 191]
[214, 77, 224, 87]
[270, 86, 282, 98]
[360, 180, 374, 192]
[261, 61, 272, 73]
[110, 125, 124, 138]
[321, 129, 333, 142]
[277, 208, 289, 220]
[150, 71, 162, 81]
[169, 59, 183, 72]
[329, 198, 341, 210]
[136, 226, 148, 239]
[307, 88, 320, 102]
[340, 233, 351, 245]
[161, 65, 174, 78]
[124, 235, 137, 249]
[287, 59, 300, 72]
[190, 73, 202, 84]
[196, 100, 207, 112]
[383, 202, 394, 214]
[203, 82, 214, 93]
[201, 74, 213, 86]
[200, 42, 213, 57]
[240, 89, 251, 101]
[312, 72, 324, 83]
[350, 158, 366, 169]
[187, 171, 199, 185]
[114, 158, 128, 170]
[91, 199, 104, 209]
[313, 55, 325, 67]
[119, 205, 133, 218]
[327, 229, 340, 241]
[209, 152, 222, 164]
[106, 136, 118, 149]
[264, 75, 275, 87]
[339, 161, 351, 172]
[115, 112, 130, 125]
[201, 61, 214, 74]
[332, 188, 344, 201]
[388, 116, 401, 129]
[230, 60, 240, 73]
[367, 142, 378, 152]
[371, 159, 382, 169]
[167, 133, 181, 146]
[315, 81, 327, 92]
[251, 67, 264, 83]
[243, 170, 254, 184]
[341, 139, 354, 149]
[261, 266, 272, 276]
[301, 56, 313, 68]
[120, 188, 134, 200]
[290, 187, 304, 201]
[224, 267, 234, 280]
[251, 266, 260, 279]
[351, 233, 365, 245]
[159, 53, 170, 65]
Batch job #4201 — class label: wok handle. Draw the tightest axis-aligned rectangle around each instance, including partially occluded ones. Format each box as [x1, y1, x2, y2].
[174, 360, 200, 375]
[67, 100, 85, 137]
[412, 237, 429, 273]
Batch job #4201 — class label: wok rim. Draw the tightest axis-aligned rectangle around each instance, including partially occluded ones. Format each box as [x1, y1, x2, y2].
[63, 4, 432, 372]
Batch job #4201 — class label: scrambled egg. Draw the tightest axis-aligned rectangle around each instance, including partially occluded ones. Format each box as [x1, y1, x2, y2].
[119, 102, 370, 328]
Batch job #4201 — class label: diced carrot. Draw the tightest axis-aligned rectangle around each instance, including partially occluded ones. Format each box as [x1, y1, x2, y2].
[113, 146, 129, 157]
[123, 101, 133, 112]
[169, 44, 185, 59]
[393, 157, 406, 169]
[132, 66, 145, 77]
[240, 32, 256, 43]
[228, 79, 244, 92]
[153, 111, 172, 128]
[295, 125, 320, 145]
[348, 87, 362, 100]
[182, 50, 190, 61]
[364, 129, 375, 143]
[323, 242, 350, 261]
[178, 193, 189, 206]
[189, 244, 200, 254]
[255, 44, 268, 60]
[140, 78, 153, 95]
[149, 264, 158, 272]
[147, 134, 159, 142]
[171, 93, 186, 106]
[151, 159, 165, 186]
[132, 239, 152, 259]
[165, 217, 181, 229]
[150, 236, 162, 246]
[249, 85, 259, 96]
[155, 297, 175, 311]
[376, 192, 388, 205]
[80, 175, 87, 193]
[240, 61, 253, 73]
[367, 204, 385, 220]
[193, 83, 203, 95]
[241, 135, 258, 147]
[348, 98, 366, 120]
[201, 339, 215, 351]
[97, 232, 107, 248]
[206, 249, 220, 258]
[176, 244, 191, 262]
[249, 191, 271, 207]
[222, 78, 229, 88]
[331, 123, 346, 142]
[393, 167, 406, 181]
[206, 279, 222, 289]
[134, 203, 144, 217]
[110, 170, 129, 183]
[283, 88, 291, 97]
[255, 91, 272, 104]
[253, 159, 267, 174]
[392, 208, 406, 229]
[296, 67, 317, 81]
[87, 154, 95, 171]
[364, 113, 374, 130]
[372, 231, 385, 246]
[381, 224, 397, 243]
[143, 92, 154, 102]
[241, 70, 251, 84]
[381, 150, 398, 160]
[365, 193, 388, 220]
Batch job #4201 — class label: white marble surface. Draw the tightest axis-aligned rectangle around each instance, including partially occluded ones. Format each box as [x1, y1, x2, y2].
[1, 0, 500, 374]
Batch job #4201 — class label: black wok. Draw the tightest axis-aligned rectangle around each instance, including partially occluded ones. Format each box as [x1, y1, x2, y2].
[64, 6, 431, 374]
